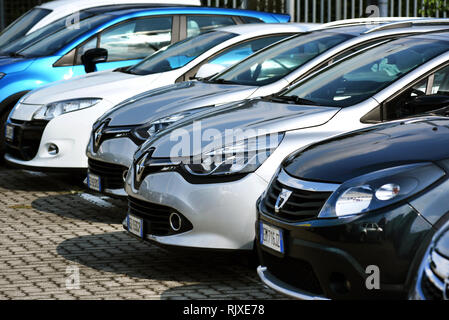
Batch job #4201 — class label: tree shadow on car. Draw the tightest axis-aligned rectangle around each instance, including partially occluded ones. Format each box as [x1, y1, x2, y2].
[56, 231, 257, 284]
[31, 192, 127, 224]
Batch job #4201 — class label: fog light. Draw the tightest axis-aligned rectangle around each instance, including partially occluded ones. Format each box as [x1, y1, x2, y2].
[169, 212, 182, 232]
[48, 144, 59, 155]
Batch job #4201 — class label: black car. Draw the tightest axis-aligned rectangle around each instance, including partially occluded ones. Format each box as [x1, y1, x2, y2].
[256, 117, 449, 300]
[411, 220, 449, 300]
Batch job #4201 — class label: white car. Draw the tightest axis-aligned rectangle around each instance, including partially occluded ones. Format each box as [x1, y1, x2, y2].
[5, 23, 314, 171]
[0, 0, 201, 48]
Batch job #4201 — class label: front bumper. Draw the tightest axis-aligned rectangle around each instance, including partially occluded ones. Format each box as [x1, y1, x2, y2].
[124, 169, 268, 250]
[257, 202, 435, 300]
[5, 101, 114, 170]
[86, 137, 138, 197]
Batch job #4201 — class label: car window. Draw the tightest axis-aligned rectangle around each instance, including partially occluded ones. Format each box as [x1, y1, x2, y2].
[19, 14, 112, 57]
[240, 16, 264, 24]
[0, 8, 52, 48]
[282, 37, 449, 108]
[0, 11, 95, 56]
[210, 31, 353, 86]
[186, 15, 236, 38]
[207, 34, 290, 69]
[75, 37, 98, 65]
[99, 16, 173, 61]
[127, 31, 236, 75]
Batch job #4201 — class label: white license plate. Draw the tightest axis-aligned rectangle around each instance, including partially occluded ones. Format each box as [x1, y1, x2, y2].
[5, 124, 14, 141]
[127, 214, 143, 238]
[87, 172, 101, 192]
[260, 222, 284, 253]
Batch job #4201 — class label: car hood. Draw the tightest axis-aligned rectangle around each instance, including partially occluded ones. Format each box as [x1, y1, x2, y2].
[284, 117, 449, 183]
[22, 70, 160, 105]
[146, 99, 340, 158]
[0, 56, 34, 74]
[106, 80, 258, 126]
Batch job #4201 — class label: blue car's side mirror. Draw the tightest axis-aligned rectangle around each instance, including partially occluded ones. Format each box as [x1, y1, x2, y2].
[81, 48, 108, 73]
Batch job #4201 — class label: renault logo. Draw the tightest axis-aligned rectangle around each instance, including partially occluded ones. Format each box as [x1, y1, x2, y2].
[275, 189, 292, 213]
[94, 122, 106, 150]
[135, 153, 149, 184]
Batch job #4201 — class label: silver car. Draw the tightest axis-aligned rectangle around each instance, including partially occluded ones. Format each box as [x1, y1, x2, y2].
[411, 220, 449, 300]
[123, 32, 449, 250]
[86, 19, 449, 197]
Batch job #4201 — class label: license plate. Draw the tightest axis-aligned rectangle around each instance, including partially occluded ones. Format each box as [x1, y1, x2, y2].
[5, 124, 14, 142]
[127, 214, 143, 238]
[260, 222, 284, 253]
[87, 172, 101, 192]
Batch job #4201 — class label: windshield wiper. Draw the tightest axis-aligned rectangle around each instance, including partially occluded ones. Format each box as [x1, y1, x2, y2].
[270, 95, 320, 106]
[206, 78, 238, 85]
[8, 52, 25, 58]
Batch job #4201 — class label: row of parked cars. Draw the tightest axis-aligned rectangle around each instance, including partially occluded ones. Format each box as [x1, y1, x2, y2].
[1, 0, 448, 300]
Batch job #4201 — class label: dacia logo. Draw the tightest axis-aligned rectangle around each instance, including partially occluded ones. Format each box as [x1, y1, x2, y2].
[275, 189, 292, 213]
[135, 153, 149, 184]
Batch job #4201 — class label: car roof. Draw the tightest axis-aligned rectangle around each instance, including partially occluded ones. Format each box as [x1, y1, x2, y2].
[217, 23, 318, 35]
[37, 0, 201, 11]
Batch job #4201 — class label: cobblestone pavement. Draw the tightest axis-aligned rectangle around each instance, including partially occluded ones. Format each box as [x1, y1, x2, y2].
[0, 167, 285, 300]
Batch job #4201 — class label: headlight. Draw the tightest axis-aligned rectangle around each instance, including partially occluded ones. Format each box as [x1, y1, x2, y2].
[319, 163, 445, 218]
[183, 133, 284, 176]
[32, 98, 101, 121]
[0, 72, 5, 80]
[130, 107, 214, 143]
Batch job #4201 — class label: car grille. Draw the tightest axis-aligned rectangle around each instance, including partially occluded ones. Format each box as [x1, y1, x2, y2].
[419, 248, 448, 300]
[421, 272, 443, 300]
[88, 158, 127, 190]
[128, 196, 192, 236]
[5, 119, 48, 161]
[263, 178, 332, 222]
[261, 250, 323, 295]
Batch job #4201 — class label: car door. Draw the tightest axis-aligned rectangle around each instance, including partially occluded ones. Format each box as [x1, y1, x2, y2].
[53, 15, 176, 76]
[362, 63, 449, 122]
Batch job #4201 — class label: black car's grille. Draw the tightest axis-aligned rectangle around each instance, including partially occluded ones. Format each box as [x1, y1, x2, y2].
[421, 272, 443, 300]
[263, 178, 332, 222]
[5, 119, 48, 161]
[128, 196, 192, 236]
[88, 158, 127, 190]
[261, 250, 323, 295]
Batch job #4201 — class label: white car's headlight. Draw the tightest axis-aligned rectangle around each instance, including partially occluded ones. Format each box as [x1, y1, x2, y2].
[183, 133, 284, 176]
[319, 163, 445, 218]
[32, 98, 102, 121]
[0, 72, 5, 80]
[130, 107, 214, 143]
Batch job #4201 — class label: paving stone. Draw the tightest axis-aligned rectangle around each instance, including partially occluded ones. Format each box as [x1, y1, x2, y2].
[0, 168, 287, 300]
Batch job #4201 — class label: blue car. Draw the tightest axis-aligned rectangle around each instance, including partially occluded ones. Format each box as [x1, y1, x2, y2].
[0, 5, 289, 154]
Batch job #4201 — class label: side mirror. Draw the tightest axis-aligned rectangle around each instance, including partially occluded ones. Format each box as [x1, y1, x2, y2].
[194, 63, 226, 80]
[81, 48, 108, 73]
[406, 94, 449, 115]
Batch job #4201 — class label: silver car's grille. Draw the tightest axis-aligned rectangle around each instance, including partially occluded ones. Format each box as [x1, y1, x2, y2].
[262, 169, 339, 222]
[420, 249, 449, 300]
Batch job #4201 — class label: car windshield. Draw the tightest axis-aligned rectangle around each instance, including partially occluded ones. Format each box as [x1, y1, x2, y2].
[0, 8, 52, 49]
[17, 14, 112, 57]
[127, 31, 237, 75]
[0, 11, 96, 57]
[208, 31, 354, 86]
[281, 37, 449, 107]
